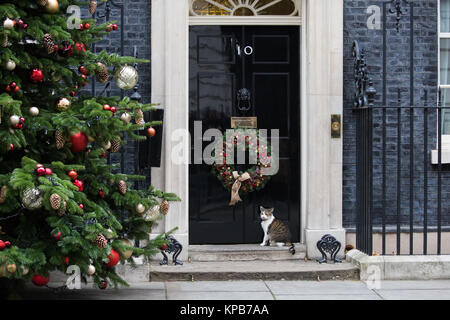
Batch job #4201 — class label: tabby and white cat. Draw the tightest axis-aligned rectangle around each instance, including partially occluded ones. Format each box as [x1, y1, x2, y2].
[259, 206, 295, 255]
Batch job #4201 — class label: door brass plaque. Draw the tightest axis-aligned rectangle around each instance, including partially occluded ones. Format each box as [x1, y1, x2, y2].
[331, 114, 341, 138]
[231, 117, 257, 129]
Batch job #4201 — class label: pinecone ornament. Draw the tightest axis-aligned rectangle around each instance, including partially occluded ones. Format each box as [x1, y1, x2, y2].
[118, 180, 127, 195]
[0, 186, 7, 204]
[110, 139, 120, 153]
[96, 62, 109, 83]
[1, 34, 8, 48]
[160, 200, 170, 215]
[134, 109, 145, 126]
[95, 234, 108, 248]
[55, 130, 64, 149]
[50, 193, 62, 210]
[89, 0, 98, 14]
[43, 33, 55, 54]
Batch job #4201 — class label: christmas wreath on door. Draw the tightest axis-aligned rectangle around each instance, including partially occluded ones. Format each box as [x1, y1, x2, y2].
[211, 130, 273, 206]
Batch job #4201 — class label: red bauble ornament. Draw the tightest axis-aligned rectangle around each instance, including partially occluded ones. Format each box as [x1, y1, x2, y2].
[98, 190, 105, 198]
[30, 68, 44, 84]
[36, 167, 46, 176]
[9, 144, 14, 151]
[7, 264, 17, 274]
[78, 203, 84, 210]
[103, 104, 111, 111]
[4, 241, 10, 247]
[84, 23, 90, 30]
[0, 240, 6, 251]
[32, 274, 50, 287]
[110, 107, 116, 113]
[70, 91, 76, 97]
[112, 24, 118, 31]
[73, 179, 84, 192]
[160, 243, 168, 251]
[68, 170, 78, 180]
[99, 280, 107, 290]
[54, 231, 61, 241]
[147, 127, 156, 138]
[63, 257, 70, 265]
[79, 66, 89, 75]
[58, 41, 73, 57]
[45, 168, 53, 176]
[106, 249, 120, 267]
[70, 132, 88, 153]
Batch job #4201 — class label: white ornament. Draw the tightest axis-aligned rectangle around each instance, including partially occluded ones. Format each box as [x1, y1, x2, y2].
[9, 115, 20, 125]
[120, 112, 131, 123]
[135, 203, 145, 214]
[102, 141, 111, 150]
[29, 107, 39, 116]
[87, 265, 96, 275]
[5, 60, 16, 71]
[105, 228, 114, 239]
[3, 18, 14, 30]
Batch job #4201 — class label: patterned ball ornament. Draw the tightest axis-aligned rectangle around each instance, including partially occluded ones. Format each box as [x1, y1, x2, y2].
[114, 65, 138, 90]
[21, 188, 43, 210]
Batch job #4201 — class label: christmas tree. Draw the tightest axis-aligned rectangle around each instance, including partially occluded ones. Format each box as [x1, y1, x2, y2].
[0, 0, 178, 292]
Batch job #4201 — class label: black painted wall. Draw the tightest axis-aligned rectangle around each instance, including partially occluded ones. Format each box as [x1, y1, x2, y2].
[343, 0, 450, 229]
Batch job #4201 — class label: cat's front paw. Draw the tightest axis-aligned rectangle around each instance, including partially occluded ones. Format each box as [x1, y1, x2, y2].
[260, 242, 266, 247]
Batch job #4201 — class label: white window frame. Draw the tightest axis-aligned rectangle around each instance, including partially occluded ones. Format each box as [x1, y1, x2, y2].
[434, 0, 450, 163]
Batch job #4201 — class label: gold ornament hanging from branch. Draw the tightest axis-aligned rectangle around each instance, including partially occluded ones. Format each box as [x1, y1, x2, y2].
[114, 65, 139, 90]
[45, 0, 59, 13]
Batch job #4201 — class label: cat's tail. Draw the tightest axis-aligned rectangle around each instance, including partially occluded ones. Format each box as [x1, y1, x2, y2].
[287, 242, 295, 255]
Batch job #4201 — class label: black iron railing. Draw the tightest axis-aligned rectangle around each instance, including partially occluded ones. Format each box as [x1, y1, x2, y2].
[354, 92, 449, 255]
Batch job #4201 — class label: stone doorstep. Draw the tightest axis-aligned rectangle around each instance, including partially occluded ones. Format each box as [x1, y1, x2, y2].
[149, 260, 359, 281]
[189, 244, 306, 262]
[346, 249, 450, 281]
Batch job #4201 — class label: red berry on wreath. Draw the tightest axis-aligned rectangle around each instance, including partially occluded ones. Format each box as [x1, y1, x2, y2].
[6, 264, 17, 274]
[106, 249, 120, 267]
[63, 257, 69, 265]
[0, 240, 6, 251]
[68, 170, 78, 180]
[112, 24, 118, 31]
[54, 231, 61, 241]
[84, 23, 90, 30]
[78, 203, 84, 210]
[103, 104, 111, 111]
[79, 23, 84, 31]
[70, 91, 76, 97]
[30, 68, 44, 84]
[98, 190, 105, 198]
[110, 106, 116, 113]
[45, 168, 53, 176]
[79, 66, 89, 75]
[32, 274, 49, 287]
[4, 241, 10, 247]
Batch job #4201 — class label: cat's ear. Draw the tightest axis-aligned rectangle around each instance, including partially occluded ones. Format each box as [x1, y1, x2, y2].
[259, 206, 265, 212]
[268, 208, 274, 214]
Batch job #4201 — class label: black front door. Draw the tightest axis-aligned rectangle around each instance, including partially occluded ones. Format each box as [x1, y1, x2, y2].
[189, 26, 300, 244]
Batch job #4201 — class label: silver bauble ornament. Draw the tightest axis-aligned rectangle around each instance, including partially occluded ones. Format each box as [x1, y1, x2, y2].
[57, 98, 71, 111]
[5, 60, 16, 71]
[102, 141, 111, 150]
[21, 188, 43, 210]
[3, 18, 14, 30]
[114, 65, 138, 90]
[29, 107, 39, 116]
[21, 266, 29, 275]
[120, 112, 131, 123]
[9, 115, 20, 125]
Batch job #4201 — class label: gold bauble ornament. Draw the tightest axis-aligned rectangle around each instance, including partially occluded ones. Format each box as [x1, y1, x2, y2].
[143, 205, 160, 222]
[21, 188, 43, 210]
[29, 107, 40, 117]
[120, 112, 131, 123]
[5, 59, 16, 71]
[57, 97, 71, 111]
[104, 228, 114, 239]
[118, 239, 133, 259]
[51, 71, 62, 82]
[135, 203, 145, 214]
[114, 65, 139, 90]
[45, 0, 59, 13]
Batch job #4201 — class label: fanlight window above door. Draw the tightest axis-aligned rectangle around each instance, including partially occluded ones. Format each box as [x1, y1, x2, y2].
[189, 0, 300, 16]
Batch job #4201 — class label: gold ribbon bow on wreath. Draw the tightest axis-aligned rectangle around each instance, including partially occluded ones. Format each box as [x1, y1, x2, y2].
[229, 171, 251, 206]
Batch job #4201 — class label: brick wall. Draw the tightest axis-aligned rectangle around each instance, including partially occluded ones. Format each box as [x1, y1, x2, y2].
[82, 1, 151, 182]
[343, 0, 450, 228]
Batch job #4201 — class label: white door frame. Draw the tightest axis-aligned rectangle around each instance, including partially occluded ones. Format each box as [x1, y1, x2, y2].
[150, 0, 344, 260]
